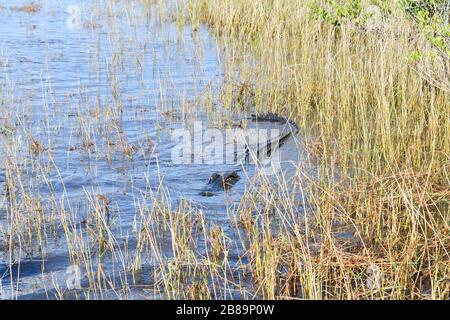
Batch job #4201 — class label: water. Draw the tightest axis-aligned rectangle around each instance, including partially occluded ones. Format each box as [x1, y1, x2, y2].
[0, 0, 307, 299]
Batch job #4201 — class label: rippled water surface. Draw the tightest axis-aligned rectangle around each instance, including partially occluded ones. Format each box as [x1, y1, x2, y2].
[0, 0, 307, 299]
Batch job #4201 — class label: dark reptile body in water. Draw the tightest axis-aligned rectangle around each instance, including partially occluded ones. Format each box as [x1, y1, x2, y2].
[200, 113, 299, 197]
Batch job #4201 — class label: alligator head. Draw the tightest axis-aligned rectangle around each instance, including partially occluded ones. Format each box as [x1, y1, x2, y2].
[200, 171, 241, 197]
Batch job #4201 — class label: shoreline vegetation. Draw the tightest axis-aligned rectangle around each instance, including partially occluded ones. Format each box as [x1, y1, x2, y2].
[178, 0, 449, 299]
[0, 0, 448, 300]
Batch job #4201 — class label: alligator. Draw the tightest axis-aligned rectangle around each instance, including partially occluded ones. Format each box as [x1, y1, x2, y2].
[200, 113, 299, 197]
[245, 113, 299, 162]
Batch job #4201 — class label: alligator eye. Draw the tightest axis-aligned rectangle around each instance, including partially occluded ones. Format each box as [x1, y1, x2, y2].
[222, 172, 241, 189]
[208, 173, 221, 184]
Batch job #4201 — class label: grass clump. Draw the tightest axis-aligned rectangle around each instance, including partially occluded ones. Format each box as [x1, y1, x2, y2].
[11, 1, 42, 14]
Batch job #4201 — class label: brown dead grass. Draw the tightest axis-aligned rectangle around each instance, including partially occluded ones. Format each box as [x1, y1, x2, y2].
[11, 2, 41, 14]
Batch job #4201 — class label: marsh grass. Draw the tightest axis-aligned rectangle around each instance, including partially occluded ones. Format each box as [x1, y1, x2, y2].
[11, 1, 42, 14]
[0, 0, 448, 300]
[179, 0, 450, 299]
